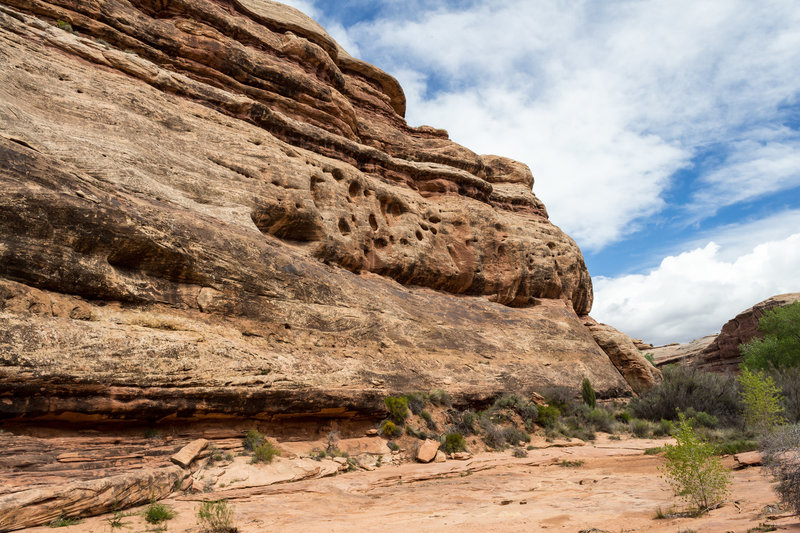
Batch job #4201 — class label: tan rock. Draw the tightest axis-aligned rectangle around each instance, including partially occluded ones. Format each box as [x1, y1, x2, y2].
[451, 452, 472, 460]
[584, 318, 662, 393]
[0, 0, 635, 425]
[416, 440, 440, 463]
[734, 451, 763, 468]
[170, 439, 208, 468]
[434, 450, 447, 463]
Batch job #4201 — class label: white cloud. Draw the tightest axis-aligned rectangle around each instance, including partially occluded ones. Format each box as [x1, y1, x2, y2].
[592, 225, 800, 345]
[277, 0, 319, 19]
[336, 0, 800, 250]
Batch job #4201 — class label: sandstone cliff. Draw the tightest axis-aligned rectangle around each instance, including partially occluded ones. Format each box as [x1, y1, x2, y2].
[0, 0, 655, 423]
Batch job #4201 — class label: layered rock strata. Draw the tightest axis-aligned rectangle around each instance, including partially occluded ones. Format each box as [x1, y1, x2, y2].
[0, 1, 653, 422]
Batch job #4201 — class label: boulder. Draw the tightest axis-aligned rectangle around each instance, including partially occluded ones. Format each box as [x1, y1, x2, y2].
[734, 451, 763, 468]
[584, 319, 662, 393]
[416, 440, 440, 463]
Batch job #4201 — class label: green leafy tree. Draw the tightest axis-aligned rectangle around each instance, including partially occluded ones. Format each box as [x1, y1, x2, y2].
[737, 367, 785, 436]
[581, 377, 597, 408]
[660, 413, 731, 512]
[741, 302, 800, 370]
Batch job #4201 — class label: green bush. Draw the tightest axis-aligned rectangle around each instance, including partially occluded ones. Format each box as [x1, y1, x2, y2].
[197, 499, 237, 533]
[660, 414, 731, 512]
[630, 365, 742, 426]
[478, 416, 507, 449]
[380, 420, 402, 438]
[741, 302, 800, 370]
[738, 367, 785, 436]
[251, 440, 281, 464]
[384, 396, 409, 423]
[541, 386, 577, 415]
[145, 500, 176, 524]
[537, 405, 561, 428]
[584, 407, 615, 433]
[405, 425, 428, 440]
[582, 377, 597, 408]
[453, 410, 478, 435]
[630, 419, 652, 438]
[442, 432, 467, 454]
[48, 514, 82, 527]
[644, 353, 656, 365]
[653, 419, 673, 437]
[685, 408, 718, 429]
[770, 367, 800, 423]
[242, 429, 263, 451]
[56, 20, 74, 33]
[387, 441, 400, 451]
[616, 411, 632, 423]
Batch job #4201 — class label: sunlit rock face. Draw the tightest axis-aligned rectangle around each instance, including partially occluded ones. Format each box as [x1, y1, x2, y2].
[0, 1, 651, 421]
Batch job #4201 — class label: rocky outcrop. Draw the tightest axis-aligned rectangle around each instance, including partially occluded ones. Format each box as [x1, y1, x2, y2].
[695, 293, 800, 372]
[583, 319, 661, 394]
[643, 294, 800, 372]
[0, 0, 649, 424]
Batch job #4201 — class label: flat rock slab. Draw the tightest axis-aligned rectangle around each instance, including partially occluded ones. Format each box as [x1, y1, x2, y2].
[171, 439, 208, 468]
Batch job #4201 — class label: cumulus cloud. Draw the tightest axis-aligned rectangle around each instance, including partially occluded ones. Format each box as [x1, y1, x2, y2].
[592, 223, 800, 345]
[335, 0, 800, 250]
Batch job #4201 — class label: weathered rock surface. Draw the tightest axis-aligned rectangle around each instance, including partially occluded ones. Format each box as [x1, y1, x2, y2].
[583, 319, 661, 393]
[0, 0, 651, 424]
[643, 294, 800, 372]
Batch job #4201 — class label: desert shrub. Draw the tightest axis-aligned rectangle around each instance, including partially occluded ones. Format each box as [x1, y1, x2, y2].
[145, 500, 176, 524]
[387, 441, 399, 451]
[565, 424, 596, 442]
[242, 429, 263, 451]
[48, 513, 82, 527]
[512, 447, 528, 458]
[582, 378, 597, 408]
[405, 425, 428, 440]
[660, 414, 731, 512]
[541, 386, 577, 415]
[451, 410, 478, 435]
[740, 302, 800, 370]
[583, 407, 615, 433]
[419, 410, 437, 431]
[479, 416, 506, 449]
[738, 368, 785, 436]
[503, 427, 530, 445]
[630, 365, 742, 426]
[630, 418, 652, 438]
[404, 392, 427, 414]
[684, 408, 718, 429]
[616, 411, 632, 423]
[197, 500, 237, 533]
[56, 20, 73, 33]
[715, 439, 758, 455]
[761, 424, 800, 514]
[490, 393, 538, 424]
[380, 420, 402, 438]
[644, 353, 656, 365]
[653, 419, 673, 437]
[442, 432, 467, 454]
[559, 459, 584, 467]
[537, 405, 561, 428]
[384, 396, 409, 423]
[428, 388, 452, 407]
[251, 440, 281, 464]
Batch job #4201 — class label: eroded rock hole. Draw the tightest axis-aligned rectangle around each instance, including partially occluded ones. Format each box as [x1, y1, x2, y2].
[374, 237, 388, 249]
[415, 230, 423, 241]
[348, 181, 361, 198]
[369, 214, 378, 230]
[338, 218, 351, 235]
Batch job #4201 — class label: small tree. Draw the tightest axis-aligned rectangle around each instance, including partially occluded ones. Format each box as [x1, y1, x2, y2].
[741, 302, 800, 370]
[581, 377, 596, 408]
[737, 367, 785, 436]
[660, 413, 731, 512]
[762, 424, 800, 515]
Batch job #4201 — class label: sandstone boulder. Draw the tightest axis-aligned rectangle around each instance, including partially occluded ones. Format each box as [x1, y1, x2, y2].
[584, 319, 662, 393]
[416, 440, 440, 463]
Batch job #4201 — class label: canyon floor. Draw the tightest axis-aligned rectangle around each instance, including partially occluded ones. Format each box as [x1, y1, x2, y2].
[7, 430, 796, 533]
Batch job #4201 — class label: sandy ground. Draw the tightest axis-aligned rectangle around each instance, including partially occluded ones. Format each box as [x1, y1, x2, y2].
[20, 435, 799, 533]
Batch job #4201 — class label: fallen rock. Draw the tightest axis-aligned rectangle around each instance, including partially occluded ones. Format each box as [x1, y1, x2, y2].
[416, 440, 440, 463]
[584, 318, 662, 393]
[734, 451, 763, 468]
[434, 450, 447, 463]
[170, 438, 208, 468]
[366, 429, 379, 436]
[451, 452, 472, 460]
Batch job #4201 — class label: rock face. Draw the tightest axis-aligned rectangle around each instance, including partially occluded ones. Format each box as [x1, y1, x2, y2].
[644, 294, 800, 372]
[0, 1, 653, 423]
[583, 319, 661, 394]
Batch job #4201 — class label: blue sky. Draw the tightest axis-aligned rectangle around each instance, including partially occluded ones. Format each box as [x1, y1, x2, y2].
[285, 0, 800, 344]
